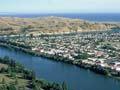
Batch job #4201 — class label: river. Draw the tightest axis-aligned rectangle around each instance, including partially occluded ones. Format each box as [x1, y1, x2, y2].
[0, 46, 120, 90]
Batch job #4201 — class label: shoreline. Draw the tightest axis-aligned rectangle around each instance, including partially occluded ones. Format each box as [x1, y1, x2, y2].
[0, 42, 120, 81]
[0, 56, 65, 90]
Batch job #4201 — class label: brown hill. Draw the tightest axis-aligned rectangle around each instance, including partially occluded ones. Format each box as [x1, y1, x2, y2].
[0, 16, 119, 35]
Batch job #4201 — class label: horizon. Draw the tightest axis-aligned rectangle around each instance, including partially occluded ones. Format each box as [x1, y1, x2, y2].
[0, 12, 120, 15]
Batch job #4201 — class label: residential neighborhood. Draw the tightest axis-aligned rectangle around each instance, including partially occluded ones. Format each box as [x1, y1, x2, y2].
[1, 29, 120, 77]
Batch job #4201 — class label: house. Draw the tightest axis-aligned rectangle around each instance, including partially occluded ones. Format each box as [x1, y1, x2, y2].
[88, 58, 97, 62]
[109, 61, 120, 71]
[95, 51, 104, 57]
[95, 58, 106, 64]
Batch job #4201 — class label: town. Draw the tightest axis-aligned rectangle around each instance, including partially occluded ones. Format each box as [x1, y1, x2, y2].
[0, 29, 120, 78]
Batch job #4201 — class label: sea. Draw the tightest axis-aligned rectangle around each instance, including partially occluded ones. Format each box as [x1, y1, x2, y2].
[0, 13, 120, 22]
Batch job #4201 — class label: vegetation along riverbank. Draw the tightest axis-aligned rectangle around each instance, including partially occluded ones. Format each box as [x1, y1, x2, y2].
[0, 56, 68, 90]
[0, 34, 120, 80]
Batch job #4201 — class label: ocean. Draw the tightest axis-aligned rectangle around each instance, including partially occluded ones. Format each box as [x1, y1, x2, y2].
[0, 13, 120, 22]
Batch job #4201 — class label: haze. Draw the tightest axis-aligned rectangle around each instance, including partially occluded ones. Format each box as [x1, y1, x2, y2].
[0, 0, 120, 14]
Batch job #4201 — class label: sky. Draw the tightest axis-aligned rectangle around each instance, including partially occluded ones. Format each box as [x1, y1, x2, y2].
[0, 0, 120, 14]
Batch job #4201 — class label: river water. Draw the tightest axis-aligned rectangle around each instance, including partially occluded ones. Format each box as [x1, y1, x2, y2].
[0, 47, 120, 90]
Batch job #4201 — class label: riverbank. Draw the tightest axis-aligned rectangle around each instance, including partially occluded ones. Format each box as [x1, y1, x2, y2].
[1, 43, 120, 90]
[0, 56, 68, 90]
[0, 42, 120, 80]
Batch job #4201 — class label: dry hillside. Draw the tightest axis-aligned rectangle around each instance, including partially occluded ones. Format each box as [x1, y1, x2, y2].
[0, 16, 119, 35]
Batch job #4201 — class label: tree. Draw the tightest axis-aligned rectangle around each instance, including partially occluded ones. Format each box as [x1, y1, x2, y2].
[1, 78, 5, 84]
[0, 84, 7, 90]
[62, 81, 68, 90]
[30, 33, 34, 38]
[0, 67, 6, 73]
[8, 83, 17, 90]
[74, 52, 89, 59]
[3, 56, 9, 61]
[10, 72, 16, 78]
[15, 78, 18, 85]
[31, 71, 36, 80]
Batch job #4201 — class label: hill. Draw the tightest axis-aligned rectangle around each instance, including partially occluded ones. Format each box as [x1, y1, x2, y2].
[0, 16, 119, 35]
